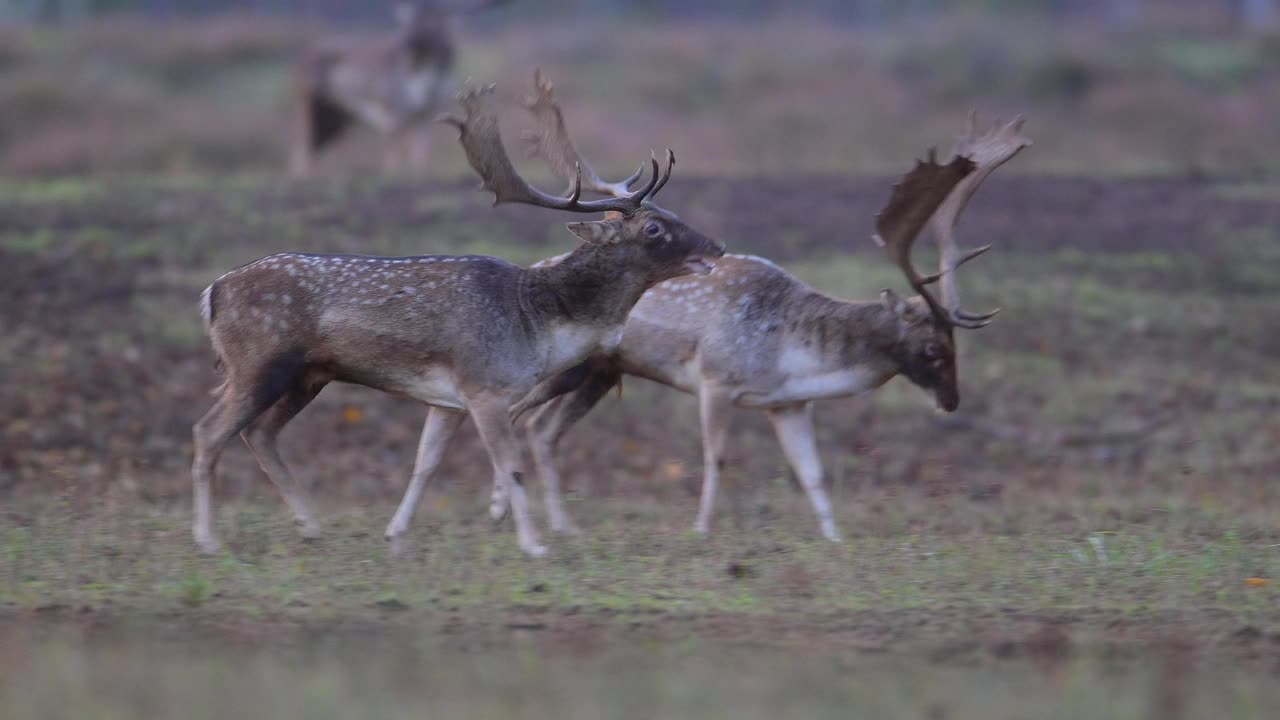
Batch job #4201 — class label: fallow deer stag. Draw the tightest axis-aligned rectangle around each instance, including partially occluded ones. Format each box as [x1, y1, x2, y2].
[490, 80, 1029, 539]
[290, 0, 511, 177]
[193, 80, 724, 557]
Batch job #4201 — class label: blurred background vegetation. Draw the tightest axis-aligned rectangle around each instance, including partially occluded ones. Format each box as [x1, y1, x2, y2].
[0, 1, 1276, 24]
[0, 0, 1276, 178]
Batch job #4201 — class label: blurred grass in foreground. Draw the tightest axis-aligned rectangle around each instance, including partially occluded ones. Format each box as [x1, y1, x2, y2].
[2, 617, 1278, 720]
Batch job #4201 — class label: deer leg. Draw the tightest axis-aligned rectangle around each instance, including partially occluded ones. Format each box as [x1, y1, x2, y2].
[240, 376, 328, 540]
[488, 458, 507, 522]
[292, 88, 351, 178]
[385, 406, 465, 556]
[382, 134, 406, 175]
[192, 375, 291, 555]
[525, 398, 578, 535]
[493, 356, 607, 523]
[404, 76, 450, 174]
[289, 109, 315, 179]
[694, 386, 732, 535]
[192, 395, 229, 555]
[290, 88, 320, 179]
[406, 124, 433, 173]
[524, 364, 622, 534]
[382, 119, 421, 176]
[768, 402, 842, 542]
[469, 398, 547, 557]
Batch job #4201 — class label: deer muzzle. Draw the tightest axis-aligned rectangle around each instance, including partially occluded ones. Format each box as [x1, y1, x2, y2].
[685, 258, 716, 276]
[935, 386, 960, 413]
[685, 236, 727, 276]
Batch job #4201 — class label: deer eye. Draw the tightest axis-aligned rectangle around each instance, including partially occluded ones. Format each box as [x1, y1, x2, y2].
[644, 222, 664, 238]
[924, 342, 944, 361]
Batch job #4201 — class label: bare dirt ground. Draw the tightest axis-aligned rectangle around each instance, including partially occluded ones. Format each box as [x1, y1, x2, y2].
[2, 175, 1280, 710]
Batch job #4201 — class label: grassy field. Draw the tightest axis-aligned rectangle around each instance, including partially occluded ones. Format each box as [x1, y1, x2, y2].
[2, 170, 1279, 659]
[1, 157, 1279, 720]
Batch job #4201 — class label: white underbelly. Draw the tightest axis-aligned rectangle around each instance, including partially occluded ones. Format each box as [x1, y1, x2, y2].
[735, 367, 889, 408]
[403, 370, 464, 410]
[402, 70, 441, 109]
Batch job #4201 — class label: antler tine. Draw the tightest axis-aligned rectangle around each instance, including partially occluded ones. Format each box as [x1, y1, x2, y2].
[444, 83, 657, 216]
[931, 112, 1032, 328]
[649, 149, 676, 199]
[521, 68, 649, 199]
[873, 152, 977, 329]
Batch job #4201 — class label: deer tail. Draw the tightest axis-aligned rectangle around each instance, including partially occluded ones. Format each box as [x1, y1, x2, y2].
[199, 284, 227, 396]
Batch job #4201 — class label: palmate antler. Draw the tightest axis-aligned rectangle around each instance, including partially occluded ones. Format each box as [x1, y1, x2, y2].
[874, 151, 977, 325]
[932, 113, 1032, 328]
[519, 69, 670, 201]
[874, 113, 1031, 331]
[440, 83, 673, 216]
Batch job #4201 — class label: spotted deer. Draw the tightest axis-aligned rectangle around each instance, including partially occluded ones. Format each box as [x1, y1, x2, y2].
[487, 80, 1030, 539]
[193, 79, 724, 557]
[289, 0, 511, 177]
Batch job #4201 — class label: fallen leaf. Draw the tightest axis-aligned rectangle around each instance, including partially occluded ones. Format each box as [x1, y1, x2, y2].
[662, 460, 686, 481]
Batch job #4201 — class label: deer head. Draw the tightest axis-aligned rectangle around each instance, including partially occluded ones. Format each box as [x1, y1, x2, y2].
[873, 114, 1031, 411]
[442, 76, 724, 284]
[394, 0, 511, 26]
[392, 1, 510, 58]
[392, 1, 453, 42]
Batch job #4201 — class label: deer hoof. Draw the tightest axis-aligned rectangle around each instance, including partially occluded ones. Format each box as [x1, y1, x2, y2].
[297, 520, 323, 541]
[521, 542, 549, 558]
[195, 536, 222, 556]
[489, 500, 509, 523]
[386, 533, 407, 558]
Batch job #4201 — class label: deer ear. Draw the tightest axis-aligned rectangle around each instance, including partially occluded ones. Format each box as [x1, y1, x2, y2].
[881, 289, 909, 317]
[566, 220, 622, 245]
[602, 211, 624, 221]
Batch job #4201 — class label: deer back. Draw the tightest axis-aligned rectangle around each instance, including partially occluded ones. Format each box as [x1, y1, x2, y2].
[605, 256, 885, 397]
[202, 253, 552, 403]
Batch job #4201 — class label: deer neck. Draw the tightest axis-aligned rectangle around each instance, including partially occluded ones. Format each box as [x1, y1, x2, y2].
[831, 299, 911, 365]
[733, 295, 904, 408]
[403, 25, 453, 67]
[525, 247, 654, 331]
[787, 294, 905, 377]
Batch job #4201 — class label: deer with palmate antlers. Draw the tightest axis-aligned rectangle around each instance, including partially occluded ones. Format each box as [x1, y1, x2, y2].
[290, 0, 511, 177]
[193, 80, 724, 557]
[485, 76, 1030, 539]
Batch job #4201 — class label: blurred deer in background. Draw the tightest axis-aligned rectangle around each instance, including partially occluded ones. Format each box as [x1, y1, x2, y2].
[194, 79, 724, 557]
[289, 0, 511, 177]
[490, 77, 1030, 539]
